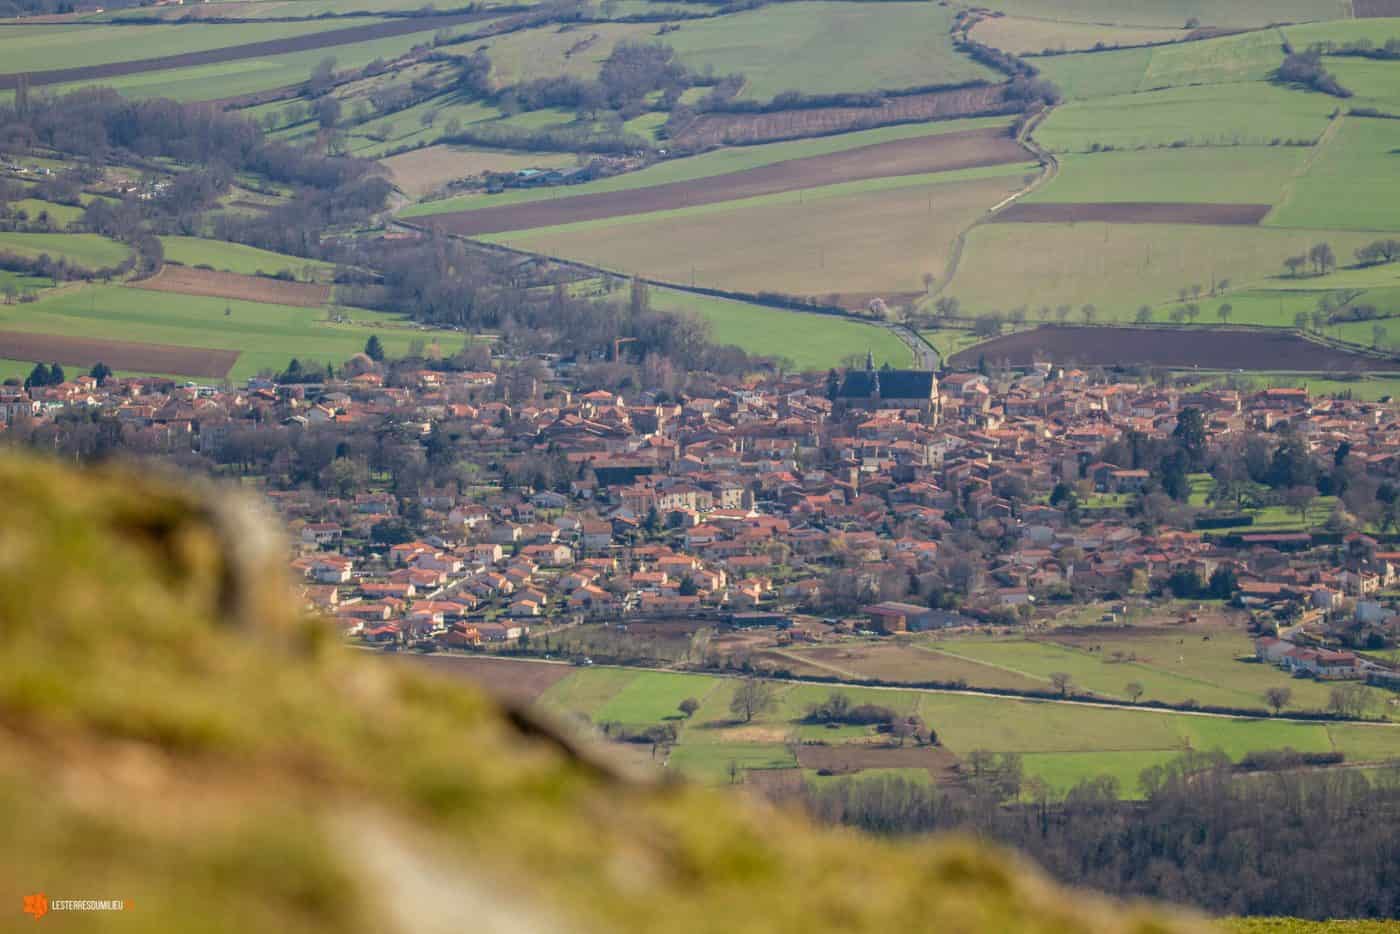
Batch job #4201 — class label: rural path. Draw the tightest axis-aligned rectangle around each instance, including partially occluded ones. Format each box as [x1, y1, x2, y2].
[405, 651, 1400, 727]
[886, 323, 940, 369]
[927, 105, 1059, 303]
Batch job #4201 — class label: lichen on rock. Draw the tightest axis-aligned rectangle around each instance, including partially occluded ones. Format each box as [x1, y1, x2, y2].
[0, 452, 1208, 933]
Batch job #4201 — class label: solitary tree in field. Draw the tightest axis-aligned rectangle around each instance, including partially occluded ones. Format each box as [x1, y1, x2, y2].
[678, 697, 700, 719]
[1136, 305, 1153, 324]
[729, 678, 776, 723]
[1265, 686, 1292, 716]
[1185, 303, 1201, 323]
[1284, 255, 1307, 278]
[1217, 303, 1233, 323]
[1126, 681, 1144, 703]
[1049, 672, 1074, 697]
[1190, 283, 1203, 301]
[364, 335, 385, 362]
[1294, 311, 1310, 331]
[1080, 304, 1097, 325]
[1284, 485, 1318, 527]
[1055, 305, 1071, 323]
[922, 272, 936, 295]
[89, 362, 112, 383]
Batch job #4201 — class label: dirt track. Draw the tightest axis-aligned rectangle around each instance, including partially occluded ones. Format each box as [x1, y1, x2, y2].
[0, 330, 238, 378]
[0, 11, 497, 89]
[133, 266, 331, 307]
[992, 202, 1271, 225]
[675, 85, 1014, 148]
[1354, 0, 1400, 16]
[422, 127, 1028, 236]
[948, 326, 1398, 371]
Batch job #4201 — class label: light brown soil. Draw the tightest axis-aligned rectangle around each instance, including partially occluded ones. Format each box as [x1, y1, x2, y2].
[404, 654, 574, 703]
[675, 85, 1014, 148]
[949, 325, 1398, 371]
[0, 330, 238, 378]
[133, 266, 331, 307]
[993, 202, 1271, 225]
[797, 742, 962, 782]
[423, 127, 1028, 237]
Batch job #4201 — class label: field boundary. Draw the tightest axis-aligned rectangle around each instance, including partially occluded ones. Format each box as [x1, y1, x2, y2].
[408, 652, 1400, 726]
[0, 11, 499, 89]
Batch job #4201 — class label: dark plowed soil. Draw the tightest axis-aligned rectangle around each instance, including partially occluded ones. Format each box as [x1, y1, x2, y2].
[422, 127, 1028, 236]
[0, 330, 238, 378]
[948, 326, 1399, 371]
[0, 12, 498, 88]
[993, 202, 1271, 225]
[1354, 0, 1400, 17]
[403, 655, 575, 703]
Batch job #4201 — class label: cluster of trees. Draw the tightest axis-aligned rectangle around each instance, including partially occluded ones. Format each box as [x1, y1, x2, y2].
[22, 361, 66, 390]
[1274, 50, 1351, 98]
[793, 751, 1400, 919]
[1282, 241, 1337, 277]
[0, 248, 132, 286]
[1308, 37, 1400, 60]
[1355, 238, 1400, 267]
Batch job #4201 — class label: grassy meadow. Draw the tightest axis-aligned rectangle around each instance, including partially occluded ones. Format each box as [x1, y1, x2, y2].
[971, 17, 1184, 56]
[1264, 117, 1400, 233]
[530, 663, 1400, 794]
[973, 0, 1348, 28]
[0, 232, 131, 268]
[648, 287, 911, 370]
[495, 170, 1028, 297]
[1027, 146, 1309, 204]
[160, 237, 338, 279]
[0, 284, 467, 381]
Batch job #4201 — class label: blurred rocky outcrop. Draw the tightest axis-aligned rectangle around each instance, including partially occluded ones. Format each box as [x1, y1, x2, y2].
[0, 452, 1206, 933]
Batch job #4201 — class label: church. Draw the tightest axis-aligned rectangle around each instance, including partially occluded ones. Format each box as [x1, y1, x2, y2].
[833, 351, 940, 425]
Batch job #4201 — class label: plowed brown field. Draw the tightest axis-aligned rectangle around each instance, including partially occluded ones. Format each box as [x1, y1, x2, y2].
[797, 742, 963, 781]
[133, 266, 331, 307]
[949, 326, 1397, 371]
[1354, 0, 1400, 16]
[675, 85, 1014, 148]
[993, 202, 1270, 225]
[422, 127, 1028, 236]
[0, 330, 238, 377]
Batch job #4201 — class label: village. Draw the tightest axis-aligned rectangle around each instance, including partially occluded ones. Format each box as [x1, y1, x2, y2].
[5, 352, 1400, 702]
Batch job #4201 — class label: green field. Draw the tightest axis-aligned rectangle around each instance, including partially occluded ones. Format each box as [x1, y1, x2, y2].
[978, 0, 1348, 29]
[160, 236, 337, 279]
[972, 17, 1185, 56]
[1028, 146, 1308, 204]
[925, 631, 1395, 716]
[660, 2, 998, 100]
[649, 287, 911, 371]
[1327, 58, 1400, 113]
[1282, 17, 1400, 49]
[947, 223, 1376, 312]
[42, 21, 473, 102]
[499, 170, 1028, 297]
[8, 198, 85, 228]
[1264, 117, 1400, 232]
[401, 116, 1015, 218]
[0, 284, 468, 380]
[0, 232, 131, 269]
[531, 665, 1400, 790]
[465, 21, 660, 88]
[0, 20, 376, 74]
[1033, 82, 1336, 151]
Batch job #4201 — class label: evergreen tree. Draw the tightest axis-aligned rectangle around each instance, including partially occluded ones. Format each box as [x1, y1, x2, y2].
[364, 335, 384, 362]
[24, 363, 51, 390]
[89, 362, 112, 382]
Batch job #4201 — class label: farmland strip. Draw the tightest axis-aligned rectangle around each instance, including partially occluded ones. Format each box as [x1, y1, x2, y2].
[991, 202, 1271, 225]
[0, 330, 238, 378]
[948, 325, 1398, 371]
[421, 127, 1029, 237]
[0, 12, 497, 89]
[132, 266, 331, 308]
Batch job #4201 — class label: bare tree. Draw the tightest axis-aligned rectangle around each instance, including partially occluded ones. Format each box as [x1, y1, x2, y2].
[729, 678, 776, 723]
[1125, 682, 1145, 703]
[1049, 672, 1074, 696]
[678, 697, 700, 719]
[1264, 686, 1292, 715]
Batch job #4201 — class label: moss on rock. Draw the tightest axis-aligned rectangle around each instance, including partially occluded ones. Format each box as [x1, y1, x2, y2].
[0, 452, 1210, 933]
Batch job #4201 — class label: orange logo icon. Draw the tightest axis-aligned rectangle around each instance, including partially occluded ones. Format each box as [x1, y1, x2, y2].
[22, 894, 48, 920]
